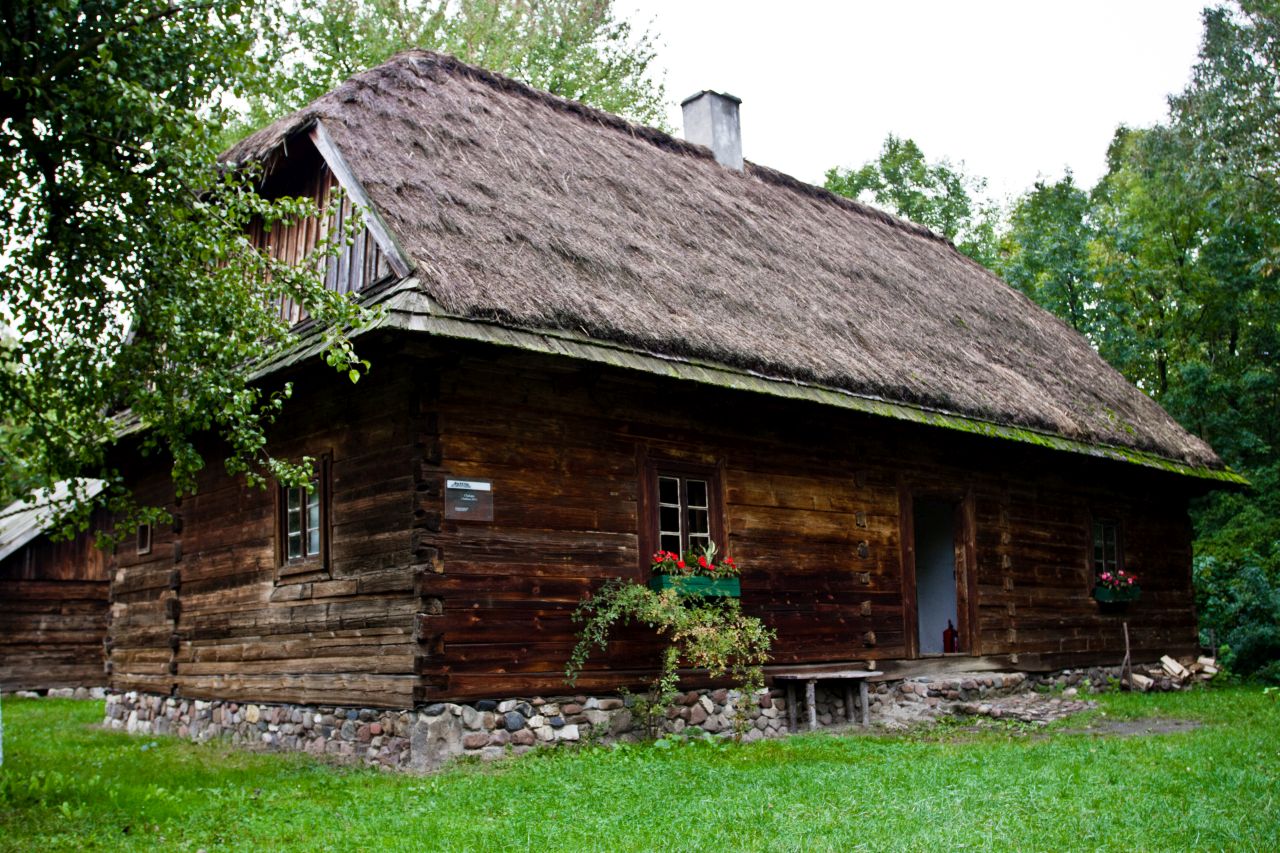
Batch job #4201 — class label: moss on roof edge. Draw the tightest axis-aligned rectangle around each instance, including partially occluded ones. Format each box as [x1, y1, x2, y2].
[224, 278, 1244, 486]
[363, 285, 1244, 487]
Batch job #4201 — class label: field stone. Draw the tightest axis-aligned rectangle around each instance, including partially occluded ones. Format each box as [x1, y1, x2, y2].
[462, 732, 489, 750]
[408, 712, 463, 771]
[503, 711, 526, 731]
[608, 709, 633, 735]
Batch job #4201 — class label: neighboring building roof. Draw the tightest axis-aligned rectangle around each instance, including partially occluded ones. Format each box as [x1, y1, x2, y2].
[227, 51, 1234, 481]
[0, 480, 104, 564]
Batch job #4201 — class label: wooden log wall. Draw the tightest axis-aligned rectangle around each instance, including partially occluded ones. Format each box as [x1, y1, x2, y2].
[246, 161, 392, 325]
[108, 352, 420, 708]
[107, 338, 1203, 708]
[415, 344, 1201, 701]
[0, 514, 110, 691]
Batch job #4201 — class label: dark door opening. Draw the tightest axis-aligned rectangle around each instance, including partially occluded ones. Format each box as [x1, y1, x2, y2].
[913, 498, 961, 655]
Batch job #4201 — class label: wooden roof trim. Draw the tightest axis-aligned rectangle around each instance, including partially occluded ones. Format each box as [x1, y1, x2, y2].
[397, 315, 1248, 487]
[245, 277, 1245, 487]
[309, 120, 413, 279]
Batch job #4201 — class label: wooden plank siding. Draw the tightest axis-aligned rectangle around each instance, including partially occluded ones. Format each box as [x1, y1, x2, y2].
[108, 339, 1201, 707]
[108, 352, 419, 707]
[413, 344, 1200, 701]
[0, 511, 110, 691]
[245, 162, 392, 325]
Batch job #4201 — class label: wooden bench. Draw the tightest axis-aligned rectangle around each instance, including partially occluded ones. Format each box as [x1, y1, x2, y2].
[773, 670, 883, 731]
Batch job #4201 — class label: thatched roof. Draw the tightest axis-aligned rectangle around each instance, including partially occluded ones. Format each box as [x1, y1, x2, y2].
[228, 50, 1228, 477]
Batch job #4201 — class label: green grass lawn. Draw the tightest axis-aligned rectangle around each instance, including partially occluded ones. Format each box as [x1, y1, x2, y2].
[0, 688, 1277, 851]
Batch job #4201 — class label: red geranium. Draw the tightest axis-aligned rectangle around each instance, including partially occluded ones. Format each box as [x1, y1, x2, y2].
[1096, 568, 1139, 591]
[650, 541, 740, 578]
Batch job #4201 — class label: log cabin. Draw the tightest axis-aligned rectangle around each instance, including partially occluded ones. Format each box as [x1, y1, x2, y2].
[0, 481, 109, 692]
[106, 51, 1242, 717]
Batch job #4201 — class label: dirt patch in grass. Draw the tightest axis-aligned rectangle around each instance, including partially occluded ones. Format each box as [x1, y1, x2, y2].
[1059, 716, 1204, 737]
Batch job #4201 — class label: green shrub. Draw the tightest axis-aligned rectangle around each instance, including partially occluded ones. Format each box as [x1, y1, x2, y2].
[1195, 556, 1280, 683]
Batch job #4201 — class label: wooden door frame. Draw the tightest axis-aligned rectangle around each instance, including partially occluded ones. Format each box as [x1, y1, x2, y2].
[898, 479, 979, 658]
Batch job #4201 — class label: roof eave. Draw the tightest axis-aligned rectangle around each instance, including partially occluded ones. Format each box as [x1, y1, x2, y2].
[116, 277, 1247, 488]
[335, 280, 1253, 486]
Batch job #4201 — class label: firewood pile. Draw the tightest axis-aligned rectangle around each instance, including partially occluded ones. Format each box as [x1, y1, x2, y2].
[1126, 655, 1219, 691]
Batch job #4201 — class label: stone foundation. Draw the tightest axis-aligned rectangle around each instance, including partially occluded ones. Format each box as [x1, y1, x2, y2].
[104, 687, 792, 771]
[102, 662, 1193, 771]
[5, 686, 108, 700]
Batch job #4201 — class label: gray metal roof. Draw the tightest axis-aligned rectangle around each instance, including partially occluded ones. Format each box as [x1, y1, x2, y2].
[0, 480, 104, 563]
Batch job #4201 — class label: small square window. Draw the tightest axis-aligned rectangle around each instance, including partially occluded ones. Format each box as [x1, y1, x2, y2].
[1092, 519, 1121, 578]
[277, 455, 331, 579]
[643, 461, 724, 565]
[136, 523, 152, 556]
[284, 481, 322, 560]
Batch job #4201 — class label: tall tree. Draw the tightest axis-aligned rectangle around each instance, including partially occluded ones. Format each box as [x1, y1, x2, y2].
[239, 0, 668, 134]
[0, 1, 367, 533]
[995, 173, 1097, 335]
[1082, 2, 1280, 678]
[1171, 0, 1280, 272]
[824, 134, 1000, 267]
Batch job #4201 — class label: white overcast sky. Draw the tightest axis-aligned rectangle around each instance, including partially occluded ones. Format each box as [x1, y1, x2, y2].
[623, 0, 1209, 202]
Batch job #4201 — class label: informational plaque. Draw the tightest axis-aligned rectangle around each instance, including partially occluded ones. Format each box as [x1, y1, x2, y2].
[445, 479, 494, 521]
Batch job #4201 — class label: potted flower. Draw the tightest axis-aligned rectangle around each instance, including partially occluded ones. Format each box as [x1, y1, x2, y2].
[648, 541, 741, 598]
[1093, 568, 1141, 603]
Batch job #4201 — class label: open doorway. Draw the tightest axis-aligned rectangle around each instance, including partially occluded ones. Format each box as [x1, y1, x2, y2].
[913, 498, 961, 655]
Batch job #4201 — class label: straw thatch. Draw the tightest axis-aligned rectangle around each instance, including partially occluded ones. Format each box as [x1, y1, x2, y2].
[227, 51, 1221, 470]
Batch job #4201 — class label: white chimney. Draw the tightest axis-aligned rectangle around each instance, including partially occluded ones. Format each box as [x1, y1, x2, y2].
[681, 90, 743, 171]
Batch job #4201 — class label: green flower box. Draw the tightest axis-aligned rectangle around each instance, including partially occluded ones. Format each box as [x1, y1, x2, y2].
[648, 575, 741, 598]
[1093, 584, 1141, 603]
